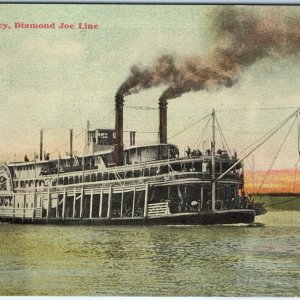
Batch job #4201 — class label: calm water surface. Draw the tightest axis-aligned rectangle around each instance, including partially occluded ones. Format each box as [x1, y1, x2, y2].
[0, 210, 299, 296]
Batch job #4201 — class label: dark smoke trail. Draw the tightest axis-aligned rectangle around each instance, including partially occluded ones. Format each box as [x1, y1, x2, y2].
[118, 6, 300, 101]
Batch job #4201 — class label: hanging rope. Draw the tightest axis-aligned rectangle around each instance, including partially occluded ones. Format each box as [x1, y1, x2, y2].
[216, 109, 298, 182]
[215, 116, 232, 157]
[264, 195, 300, 208]
[192, 116, 211, 150]
[168, 113, 211, 140]
[48, 108, 115, 156]
[293, 158, 300, 193]
[239, 110, 297, 157]
[257, 117, 297, 194]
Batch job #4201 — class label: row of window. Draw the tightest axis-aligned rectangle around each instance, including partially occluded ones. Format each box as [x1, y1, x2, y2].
[15, 202, 34, 208]
[15, 165, 35, 171]
[14, 162, 241, 189]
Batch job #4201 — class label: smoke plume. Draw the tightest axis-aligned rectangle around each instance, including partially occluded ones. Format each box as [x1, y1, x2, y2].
[118, 6, 300, 101]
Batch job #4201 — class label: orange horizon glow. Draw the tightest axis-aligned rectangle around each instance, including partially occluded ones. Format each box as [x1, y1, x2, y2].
[244, 169, 300, 194]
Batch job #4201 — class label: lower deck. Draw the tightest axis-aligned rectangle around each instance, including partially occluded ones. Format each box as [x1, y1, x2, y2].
[0, 209, 255, 225]
[0, 176, 252, 225]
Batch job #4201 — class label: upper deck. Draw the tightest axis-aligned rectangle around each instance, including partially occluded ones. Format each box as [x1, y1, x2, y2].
[5, 142, 242, 193]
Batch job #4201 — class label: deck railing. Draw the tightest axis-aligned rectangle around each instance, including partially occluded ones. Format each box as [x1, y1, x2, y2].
[0, 207, 34, 219]
[147, 202, 170, 216]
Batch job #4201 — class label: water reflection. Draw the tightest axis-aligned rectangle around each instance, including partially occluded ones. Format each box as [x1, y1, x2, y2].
[0, 211, 299, 296]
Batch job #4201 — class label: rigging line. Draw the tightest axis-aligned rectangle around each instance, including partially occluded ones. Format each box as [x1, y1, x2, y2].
[48, 109, 115, 155]
[169, 113, 211, 141]
[293, 158, 300, 193]
[220, 129, 268, 135]
[216, 109, 297, 182]
[215, 116, 232, 157]
[92, 108, 115, 126]
[195, 117, 211, 150]
[192, 116, 211, 150]
[256, 117, 297, 194]
[264, 195, 300, 208]
[216, 106, 299, 113]
[124, 131, 158, 134]
[239, 111, 297, 156]
[216, 119, 224, 149]
[48, 129, 86, 154]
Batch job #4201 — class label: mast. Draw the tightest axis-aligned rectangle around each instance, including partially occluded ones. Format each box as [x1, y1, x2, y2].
[211, 109, 216, 211]
[39, 130, 43, 161]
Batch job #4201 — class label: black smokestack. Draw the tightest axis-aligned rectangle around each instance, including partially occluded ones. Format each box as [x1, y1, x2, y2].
[159, 98, 167, 144]
[114, 94, 124, 166]
[118, 7, 300, 101]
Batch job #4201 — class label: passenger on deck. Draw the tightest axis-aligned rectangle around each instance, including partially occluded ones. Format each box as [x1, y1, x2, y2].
[24, 154, 29, 162]
[185, 146, 191, 158]
[169, 147, 175, 159]
[196, 149, 202, 157]
[206, 149, 211, 156]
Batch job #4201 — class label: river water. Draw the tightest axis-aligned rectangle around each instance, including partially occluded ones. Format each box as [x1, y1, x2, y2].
[0, 210, 299, 296]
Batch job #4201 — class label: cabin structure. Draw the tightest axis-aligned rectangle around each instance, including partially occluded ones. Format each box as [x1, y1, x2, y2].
[0, 94, 257, 225]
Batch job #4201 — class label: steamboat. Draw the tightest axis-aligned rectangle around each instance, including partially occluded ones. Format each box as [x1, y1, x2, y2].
[0, 94, 271, 225]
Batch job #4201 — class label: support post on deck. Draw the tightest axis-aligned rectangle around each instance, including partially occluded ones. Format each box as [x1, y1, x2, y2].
[120, 187, 124, 218]
[62, 189, 66, 220]
[80, 187, 84, 219]
[13, 194, 16, 220]
[89, 190, 94, 219]
[132, 186, 136, 218]
[200, 186, 204, 211]
[99, 188, 103, 217]
[32, 190, 36, 222]
[56, 191, 59, 219]
[23, 194, 26, 222]
[46, 188, 50, 221]
[107, 186, 112, 218]
[73, 187, 76, 218]
[144, 182, 149, 217]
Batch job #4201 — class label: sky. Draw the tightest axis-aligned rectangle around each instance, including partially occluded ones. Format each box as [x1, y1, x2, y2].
[0, 4, 300, 174]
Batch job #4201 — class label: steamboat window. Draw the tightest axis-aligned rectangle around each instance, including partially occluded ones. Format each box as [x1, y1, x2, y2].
[91, 174, 96, 182]
[99, 132, 108, 139]
[134, 170, 141, 177]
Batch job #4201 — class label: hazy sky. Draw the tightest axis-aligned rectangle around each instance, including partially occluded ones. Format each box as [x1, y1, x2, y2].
[0, 4, 300, 171]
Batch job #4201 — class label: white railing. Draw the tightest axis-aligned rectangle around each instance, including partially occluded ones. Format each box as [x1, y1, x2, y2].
[147, 201, 170, 216]
[0, 207, 34, 218]
[34, 207, 42, 218]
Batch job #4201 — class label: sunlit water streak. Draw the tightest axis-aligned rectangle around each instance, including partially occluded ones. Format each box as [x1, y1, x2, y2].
[0, 210, 299, 296]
